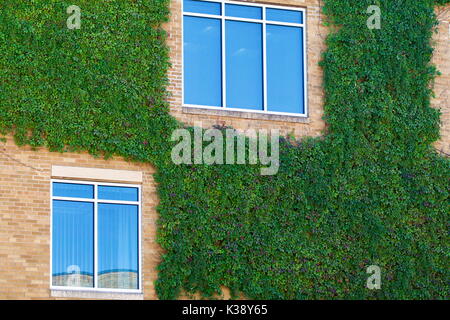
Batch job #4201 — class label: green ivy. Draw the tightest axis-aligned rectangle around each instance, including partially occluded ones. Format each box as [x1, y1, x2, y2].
[0, 0, 448, 300]
[435, 0, 450, 5]
[0, 0, 177, 163]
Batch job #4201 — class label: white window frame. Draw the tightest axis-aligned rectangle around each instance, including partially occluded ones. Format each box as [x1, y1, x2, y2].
[50, 179, 142, 294]
[182, 0, 308, 117]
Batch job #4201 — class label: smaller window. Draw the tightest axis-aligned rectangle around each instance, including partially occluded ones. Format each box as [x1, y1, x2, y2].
[225, 4, 262, 20]
[266, 8, 303, 24]
[184, 0, 221, 15]
[98, 185, 139, 201]
[51, 181, 141, 292]
[53, 182, 94, 199]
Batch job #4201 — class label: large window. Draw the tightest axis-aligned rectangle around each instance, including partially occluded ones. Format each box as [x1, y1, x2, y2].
[51, 180, 141, 292]
[183, 0, 307, 116]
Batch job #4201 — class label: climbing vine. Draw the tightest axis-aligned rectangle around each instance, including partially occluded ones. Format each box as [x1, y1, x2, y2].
[0, 0, 448, 299]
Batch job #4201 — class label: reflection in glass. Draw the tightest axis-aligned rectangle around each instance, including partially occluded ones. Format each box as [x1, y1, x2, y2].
[267, 25, 304, 114]
[98, 203, 139, 290]
[184, 16, 222, 107]
[266, 8, 303, 24]
[53, 182, 94, 199]
[225, 4, 262, 20]
[98, 185, 138, 202]
[52, 200, 94, 288]
[183, 0, 221, 15]
[226, 21, 263, 110]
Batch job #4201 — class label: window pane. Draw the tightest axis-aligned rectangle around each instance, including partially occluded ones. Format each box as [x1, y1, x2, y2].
[226, 21, 263, 110]
[98, 204, 139, 290]
[266, 8, 303, 24]
[267, 25, 304, 114]
[184, 16, 222, 107]
[52, 200, 94, 288]
[98, 185, 138, 202]
[53, 182, 94, 199]
[225, 4, 262, 20]
[184, 0, 221, 15]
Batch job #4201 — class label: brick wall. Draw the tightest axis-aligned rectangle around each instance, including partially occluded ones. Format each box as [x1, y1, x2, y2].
[432, 6, 450, 155]
[0, 136, 160, 299]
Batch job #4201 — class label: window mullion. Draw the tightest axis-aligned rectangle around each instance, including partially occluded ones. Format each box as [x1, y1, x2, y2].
[94, 184, 98, 289]
[138, 187, 142, 291]
[263, 7, 268, 112]
[221, 1, 226, 109]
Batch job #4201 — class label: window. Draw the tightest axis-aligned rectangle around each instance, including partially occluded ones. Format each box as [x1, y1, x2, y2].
[51, 180, 141, 292]
[183, 0, 307, 116]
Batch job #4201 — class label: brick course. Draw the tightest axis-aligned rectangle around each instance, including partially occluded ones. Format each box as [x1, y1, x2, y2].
[432, 6, 450, 155]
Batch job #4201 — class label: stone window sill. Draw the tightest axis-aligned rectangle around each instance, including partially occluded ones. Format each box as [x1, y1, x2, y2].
[182, 106, 310, 123]
[50, 289, 144, 300]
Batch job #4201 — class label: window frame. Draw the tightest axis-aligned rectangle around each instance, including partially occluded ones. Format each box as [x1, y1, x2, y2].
[50, 179, 142, 294]
[182, 0, 308, 117]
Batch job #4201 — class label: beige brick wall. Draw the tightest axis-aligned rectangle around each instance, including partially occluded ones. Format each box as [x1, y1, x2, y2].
[432, 6, 450, 155]
[0, 0, 448, 300]
[0, 136, 160, 299]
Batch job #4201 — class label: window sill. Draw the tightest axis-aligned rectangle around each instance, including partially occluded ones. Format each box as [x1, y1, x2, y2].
[50, 289, 144, 300]
[182, 106, 310, 123]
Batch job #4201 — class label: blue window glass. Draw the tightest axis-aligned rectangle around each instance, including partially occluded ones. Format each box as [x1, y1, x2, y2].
[226, 21, 263, 110]
[267, 25, 304, 114]
[52, 181, 141, 290]
[52, 200, 94, 288]
[98, 185, 138, 202]
[183, 0, 221, 15]
[184, 16, 222, 107]
[266, 8, 303, 24]
[225, 4, 262, 20]
[53, 182, 94, 199]
[183, 4, 306, 114]
[98, 204, 139, 290]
